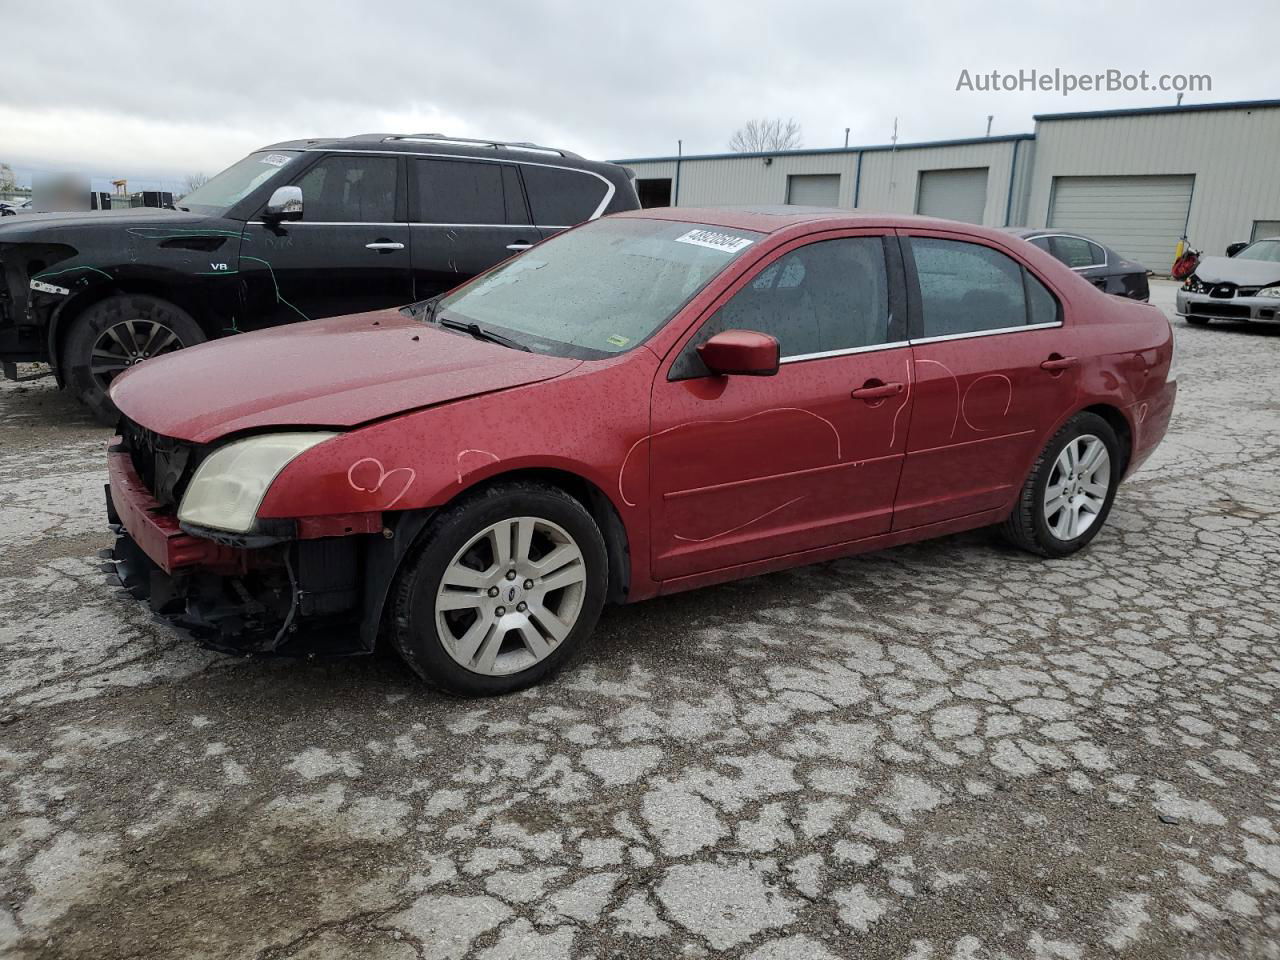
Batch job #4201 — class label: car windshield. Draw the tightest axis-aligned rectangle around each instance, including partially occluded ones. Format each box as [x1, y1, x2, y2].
[434, 217, 764, 359]
[1238, 239, 1280, 263]
[177, 151, 300, 214]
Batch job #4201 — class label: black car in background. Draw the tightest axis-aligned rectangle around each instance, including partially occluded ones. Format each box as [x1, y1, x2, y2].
[0, 134, 639, 422]
[1006, 228, 1150, 302]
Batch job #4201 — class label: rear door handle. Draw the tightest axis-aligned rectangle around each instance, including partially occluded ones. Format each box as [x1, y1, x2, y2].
[505, 243, 533, 252]
[1040, 355, 1079, 372]
[851, 380, 904, 401]
[365, 240, 405, 252]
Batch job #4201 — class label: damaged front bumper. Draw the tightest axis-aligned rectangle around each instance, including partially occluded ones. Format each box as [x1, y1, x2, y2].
[104, 445, 388, 658]
[1177, 289, 1280, 323]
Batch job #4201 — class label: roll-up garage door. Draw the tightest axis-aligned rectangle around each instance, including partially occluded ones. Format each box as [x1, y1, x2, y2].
[786, 174, 840, 206]
[1048, 175, 1193, 270]
[916, 168, 989, 224]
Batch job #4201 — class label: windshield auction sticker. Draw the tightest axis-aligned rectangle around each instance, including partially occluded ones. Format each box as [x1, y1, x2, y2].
[260, 154, 293, 167]
[674, 229, 754, 254]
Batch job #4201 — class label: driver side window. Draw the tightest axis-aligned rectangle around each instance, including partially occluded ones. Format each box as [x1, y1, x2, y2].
[294, 154, 397, 222]
[670, 236, 891, 379]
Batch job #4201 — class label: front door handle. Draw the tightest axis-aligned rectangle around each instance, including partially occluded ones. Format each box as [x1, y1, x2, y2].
[505, 242, 533, 252]
[851, 380, 904, 401]
[365, 240, 405, 252]
[1040, 355, 1079, 372]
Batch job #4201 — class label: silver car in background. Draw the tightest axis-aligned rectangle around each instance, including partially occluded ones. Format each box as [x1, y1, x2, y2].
[1177, 237, 1280, 325]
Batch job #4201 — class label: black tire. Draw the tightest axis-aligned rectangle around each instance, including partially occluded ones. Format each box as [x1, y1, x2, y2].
[65, 294, 206, 425]
[390, 482, 608, 696]
[1185, 316, 1211, 326]
[999, 412, 1122, 558]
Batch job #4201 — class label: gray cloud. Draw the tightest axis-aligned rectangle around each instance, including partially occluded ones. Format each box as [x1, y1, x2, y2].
[3, 0, 1275, 188]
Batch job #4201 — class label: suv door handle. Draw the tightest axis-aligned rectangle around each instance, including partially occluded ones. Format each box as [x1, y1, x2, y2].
[1040, 355, 1079, 372]
[365, 240, 405, 252]
[851, 380, 904, 401]
[505, 243, 533, 252]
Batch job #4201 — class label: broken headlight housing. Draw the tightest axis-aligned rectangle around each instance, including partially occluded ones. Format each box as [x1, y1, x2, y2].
[1181, 275, 1208, 294]
[178, 432, 338, 533]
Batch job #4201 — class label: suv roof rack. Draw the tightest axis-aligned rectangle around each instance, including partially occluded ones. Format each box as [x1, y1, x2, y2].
[379, 133, 581, 159]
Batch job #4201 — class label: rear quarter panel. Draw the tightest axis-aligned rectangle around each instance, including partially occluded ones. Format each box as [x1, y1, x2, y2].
[1070, 291, 1175, 476]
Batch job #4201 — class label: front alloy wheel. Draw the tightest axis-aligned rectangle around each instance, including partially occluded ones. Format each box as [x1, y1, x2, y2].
[90, 319, 186, 393]
[391, 482, 608, 695]
[1043, 434, 1111, 541]
[436, 516, 588, 676]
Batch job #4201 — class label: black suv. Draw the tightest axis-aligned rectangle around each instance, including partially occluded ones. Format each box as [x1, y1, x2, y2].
[0, 134, 639, 422]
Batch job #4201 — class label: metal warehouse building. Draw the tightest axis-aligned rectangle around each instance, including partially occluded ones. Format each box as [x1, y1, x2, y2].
[617, 98, 1280, 272]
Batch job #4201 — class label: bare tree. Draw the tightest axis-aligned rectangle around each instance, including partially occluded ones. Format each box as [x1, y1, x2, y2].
[183, 171, 209, 194]
[0, 163, 16, 194]
[728, 118, 802, 153]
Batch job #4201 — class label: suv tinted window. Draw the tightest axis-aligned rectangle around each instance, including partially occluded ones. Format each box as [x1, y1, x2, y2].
[672, 237, 891, 378]
[295, 155, 397, 222]
[911, 238, 1028, 337]
[1049, 235, 1103, 268]
[414, 159, 529, 225]
[522, 165, 606, 226]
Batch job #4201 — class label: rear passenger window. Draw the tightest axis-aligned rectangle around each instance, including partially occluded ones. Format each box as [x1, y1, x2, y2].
[295, 155, 397, 222]
[415, 160, 528, 225]
[1025, 270, 1060, 326]
[911, 238, 1029, 337]
[1049, 235, 1103, 268]
[671, 237, 891, 378]
[522, 166, 607, 226]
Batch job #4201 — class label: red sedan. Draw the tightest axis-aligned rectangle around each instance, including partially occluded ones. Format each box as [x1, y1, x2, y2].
[106, 207, 1177, 695]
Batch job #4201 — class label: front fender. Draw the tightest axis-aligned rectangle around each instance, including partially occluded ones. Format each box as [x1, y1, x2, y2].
[256, 355, 660, 591]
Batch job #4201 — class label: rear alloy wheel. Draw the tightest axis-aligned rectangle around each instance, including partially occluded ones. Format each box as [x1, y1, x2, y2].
[65, 294, 206, 424]
[999, 412, 1121, 558]
[391, 483, 607, 695]
[1043, 434, 1111, 541]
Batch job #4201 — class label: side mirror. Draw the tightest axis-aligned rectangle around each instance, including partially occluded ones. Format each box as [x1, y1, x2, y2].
[1226, 241, 1249, 258]
[264, 185, 303, 222]
[697, 329, 780, 377]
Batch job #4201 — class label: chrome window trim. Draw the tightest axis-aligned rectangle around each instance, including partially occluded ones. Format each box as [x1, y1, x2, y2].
[246, 221, 404, 226]
[1029, 232, 1107, 269]
[246, 221, 570, 229]
[779, 340, 909, 364]
[910, 320, 1062, 346]
[308, 148, 616, 220]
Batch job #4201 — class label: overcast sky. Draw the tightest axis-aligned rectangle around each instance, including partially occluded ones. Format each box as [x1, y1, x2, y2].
[3, 0, 1276, 191]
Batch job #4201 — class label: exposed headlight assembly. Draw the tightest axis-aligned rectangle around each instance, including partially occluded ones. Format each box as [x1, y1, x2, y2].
[178, 432, 338, 533]
[1259, 285, 1280, 299]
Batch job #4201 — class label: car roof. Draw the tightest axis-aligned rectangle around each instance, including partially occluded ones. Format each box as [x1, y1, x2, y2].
[615, 205, 1029, 241]
[254, 133, 624, 176]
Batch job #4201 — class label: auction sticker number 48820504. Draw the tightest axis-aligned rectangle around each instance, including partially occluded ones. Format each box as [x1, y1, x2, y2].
[674, 229, 755, 254]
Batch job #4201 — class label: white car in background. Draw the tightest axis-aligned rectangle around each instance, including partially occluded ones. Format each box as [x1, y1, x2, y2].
[0, 199, 33, 216]
[1177, 237, 1280, 325]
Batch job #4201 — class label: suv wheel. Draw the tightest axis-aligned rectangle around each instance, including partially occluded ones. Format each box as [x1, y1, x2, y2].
[390, 483, 608, 696]
[65, 294, 205, 424]
[999, 412, 1121, 558]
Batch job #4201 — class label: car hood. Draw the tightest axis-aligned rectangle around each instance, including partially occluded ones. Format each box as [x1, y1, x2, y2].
[0, 206, 213, 241]
[110, 308, 581, 444]
[1193, 255, 1280, 287]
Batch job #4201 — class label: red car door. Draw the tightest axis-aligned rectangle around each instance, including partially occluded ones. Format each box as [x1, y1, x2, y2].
[647, 231, 915, 582]
[893, 231, 1081, 530]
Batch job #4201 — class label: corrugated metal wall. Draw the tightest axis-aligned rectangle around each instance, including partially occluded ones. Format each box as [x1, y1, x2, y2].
[622, 138, 1032, 226]
[1027, 106, 1280, 263]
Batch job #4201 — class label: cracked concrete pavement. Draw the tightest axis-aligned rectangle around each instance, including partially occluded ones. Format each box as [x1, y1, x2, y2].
[1, 280, 1278, 959]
